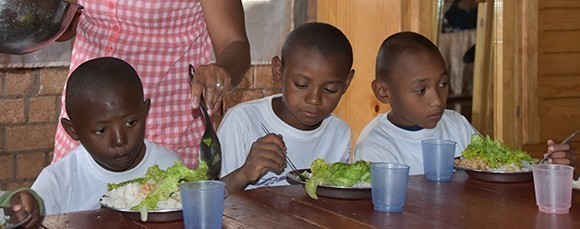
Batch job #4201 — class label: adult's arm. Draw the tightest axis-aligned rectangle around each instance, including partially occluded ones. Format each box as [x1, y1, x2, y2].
[192, 0, 251, 113]
[200, 0, 251, 88]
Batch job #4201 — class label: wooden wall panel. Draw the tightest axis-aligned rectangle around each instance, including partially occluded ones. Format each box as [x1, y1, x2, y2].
[538, 31, 580, 53]
[537, 53, 580, 76]
[317, 0, 401, 149]
[537, 77, 580, 99]
[538, 9, 580, 31]
[538, 0, 580, 8]
[317, 1, 438, 150]
[524, 0, 580, 149]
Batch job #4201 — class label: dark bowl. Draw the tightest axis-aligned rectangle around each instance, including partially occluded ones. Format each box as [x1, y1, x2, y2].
[0, 0, 82, 55]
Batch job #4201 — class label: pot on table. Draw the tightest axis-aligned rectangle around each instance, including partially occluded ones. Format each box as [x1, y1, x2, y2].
[0, 0, 82, 55]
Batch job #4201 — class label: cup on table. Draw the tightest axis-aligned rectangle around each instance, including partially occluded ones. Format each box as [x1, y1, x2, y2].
[532, 164, 574, 214]
[370, 162, 410, 213]
[180, 180, 225, 229]
[421, 139, 457, 182]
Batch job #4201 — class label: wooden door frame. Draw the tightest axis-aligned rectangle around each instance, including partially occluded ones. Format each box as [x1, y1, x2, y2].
[492, 0, 539, 148]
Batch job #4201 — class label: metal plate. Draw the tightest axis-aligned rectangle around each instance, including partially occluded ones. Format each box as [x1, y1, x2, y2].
[454, 165, 533, 183]
[286, 169, 371, 199]
[99, 189, 228, 222]
[100, 203, 183, 223]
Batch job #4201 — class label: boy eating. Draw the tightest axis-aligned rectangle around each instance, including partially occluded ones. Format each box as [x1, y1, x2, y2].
[355, 32, 575, 175]
[219, 22, 355, 192]
[32, 57, 180, 215]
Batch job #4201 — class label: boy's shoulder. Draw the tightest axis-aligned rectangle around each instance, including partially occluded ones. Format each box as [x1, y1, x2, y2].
[226, 94, 278, 114]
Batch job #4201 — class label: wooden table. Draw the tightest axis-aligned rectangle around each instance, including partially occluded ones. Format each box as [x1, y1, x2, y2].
[42, 171, 580, 228]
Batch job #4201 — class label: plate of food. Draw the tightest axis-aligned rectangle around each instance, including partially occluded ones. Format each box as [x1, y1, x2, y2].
[100, 160, 211, 222]
[573, 178, 580, 191]
[286, 159, 371, 200]
[453, 134, 537, 183]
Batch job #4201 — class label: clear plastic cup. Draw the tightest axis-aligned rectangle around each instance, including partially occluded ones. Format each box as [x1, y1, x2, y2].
[371, 162, 410, 212]
[532, 164, 574, 214]
[180, 180, 225, 229]
[421, 139, 456, 182]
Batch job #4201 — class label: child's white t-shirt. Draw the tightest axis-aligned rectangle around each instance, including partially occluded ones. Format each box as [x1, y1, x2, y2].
[354, 109, 478, 175]
[31, 139, 180, 215]
[218, 94, 351, 189]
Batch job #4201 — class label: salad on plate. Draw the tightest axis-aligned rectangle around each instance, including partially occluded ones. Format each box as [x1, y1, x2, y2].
[100, 160, 209, 222]
[454, 134, 537, 173]
[301, 158, 371, 199]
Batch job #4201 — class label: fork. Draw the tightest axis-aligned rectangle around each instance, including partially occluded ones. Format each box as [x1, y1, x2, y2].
[259, 123, 308, 181]
[539, 130, 579, 164]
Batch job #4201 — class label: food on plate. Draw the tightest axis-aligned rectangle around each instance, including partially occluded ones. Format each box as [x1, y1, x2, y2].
[454, 134, 537, 172]
[100, 160, 209, 221]
[573, 177, 580, 190]
[303, 158, 371, 199]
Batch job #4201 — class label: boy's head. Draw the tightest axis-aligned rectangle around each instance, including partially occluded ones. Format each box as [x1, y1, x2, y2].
[271, 22, 355, 130]
[372, 31, 448, 129]
[61, 57, 151, 172]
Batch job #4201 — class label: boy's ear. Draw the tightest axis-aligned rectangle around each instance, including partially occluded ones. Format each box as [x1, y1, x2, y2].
[272, 56, 282, 82]
[61, 118, 80, 141]
[341, 69, 355, 94]
[144, 98, 151, 117]
[372, 79, 390, 104]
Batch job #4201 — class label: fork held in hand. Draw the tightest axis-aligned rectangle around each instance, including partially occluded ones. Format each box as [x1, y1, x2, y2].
[539, 130, 579, 164]
[259, 123, 307, 181]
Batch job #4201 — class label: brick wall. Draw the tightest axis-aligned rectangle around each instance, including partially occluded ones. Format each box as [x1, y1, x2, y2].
[0, 65, 280, 190]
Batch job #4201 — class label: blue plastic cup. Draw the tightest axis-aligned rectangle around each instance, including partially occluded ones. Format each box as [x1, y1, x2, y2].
[370, 162, 410, 212]
[180, 180, 225, 229]
[421, 139, 457, 182]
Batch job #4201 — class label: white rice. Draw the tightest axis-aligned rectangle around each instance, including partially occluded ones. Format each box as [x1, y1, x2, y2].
[573, 178, 580, 190]
[100, 182, 182, 210]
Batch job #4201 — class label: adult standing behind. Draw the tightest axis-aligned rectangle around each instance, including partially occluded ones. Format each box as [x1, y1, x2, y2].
[53, 0, 251, 168]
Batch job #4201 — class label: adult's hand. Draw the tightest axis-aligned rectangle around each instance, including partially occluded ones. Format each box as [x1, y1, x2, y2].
[196, 0, 251, 115]
[190, 64, 232, 115]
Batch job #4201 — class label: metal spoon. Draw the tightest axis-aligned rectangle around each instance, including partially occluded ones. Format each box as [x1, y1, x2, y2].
[188, 64, 222, 180]
[539, 130, 579, 164]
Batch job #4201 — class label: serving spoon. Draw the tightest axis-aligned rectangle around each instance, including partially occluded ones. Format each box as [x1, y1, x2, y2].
[539, 130, 579, 164]
[188, 64, 222, 180]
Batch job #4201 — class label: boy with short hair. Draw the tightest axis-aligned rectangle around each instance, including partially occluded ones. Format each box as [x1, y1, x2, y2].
[32, 57, 180, 215]
[219, 22, 355, 192]
[355, 32, 575, 175]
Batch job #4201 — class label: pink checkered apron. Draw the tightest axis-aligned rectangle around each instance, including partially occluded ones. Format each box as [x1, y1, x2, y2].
[53, 0, 210, 168]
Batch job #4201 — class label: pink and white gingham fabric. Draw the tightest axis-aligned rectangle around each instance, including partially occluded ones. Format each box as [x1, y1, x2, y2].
[53, 0, 211, 168]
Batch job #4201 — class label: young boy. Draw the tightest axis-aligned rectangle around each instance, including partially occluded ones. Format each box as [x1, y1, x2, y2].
[31, 57, 180, 215]
[0, 188, 44, 228]
[218, 22, 355, 192]
[355, 31, 575, 175]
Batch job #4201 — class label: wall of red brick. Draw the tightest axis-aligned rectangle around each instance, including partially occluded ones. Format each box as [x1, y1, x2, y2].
[0, 65, 280, 190]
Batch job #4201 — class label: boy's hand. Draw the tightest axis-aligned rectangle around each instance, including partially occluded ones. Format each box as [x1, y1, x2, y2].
[10, 191, 43, 228]
[239, 134, 287, 183]
[545, 139, 576, 167]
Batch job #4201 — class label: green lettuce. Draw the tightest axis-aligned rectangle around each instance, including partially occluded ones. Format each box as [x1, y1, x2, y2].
[305, 158, 370, 199]
[462, 134, 535, 168]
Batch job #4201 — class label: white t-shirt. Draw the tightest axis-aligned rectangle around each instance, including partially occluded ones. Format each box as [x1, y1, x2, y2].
[218, 94, 351, 189]
[355, 110, 478, 175]
[31, 139, 180, 215]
